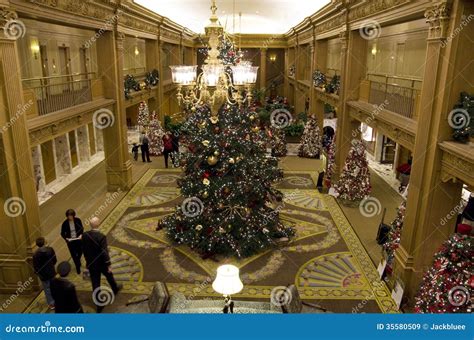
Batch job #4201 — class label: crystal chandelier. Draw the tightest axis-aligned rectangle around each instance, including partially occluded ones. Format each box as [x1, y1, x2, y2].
[169, 0, 259, 114]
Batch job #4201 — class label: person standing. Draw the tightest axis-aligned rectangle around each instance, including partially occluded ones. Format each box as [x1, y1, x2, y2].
[171, 132, 180, 166]
[82, 217, 121, 313]
[32, 237, 57, 310]
[60, 209, 83, 274]
[139, 131, 151, 163]
[162, 132, 173, 168]
[51, 261, 83, 313]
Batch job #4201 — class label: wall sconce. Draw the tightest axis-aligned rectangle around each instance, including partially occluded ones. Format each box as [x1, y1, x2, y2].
[269, 54, 277, 62]
[31, 41, 40, 60]
[134, 46, 139, 56]
[52, 59, 56, 71]
[371, 45, 377, 57]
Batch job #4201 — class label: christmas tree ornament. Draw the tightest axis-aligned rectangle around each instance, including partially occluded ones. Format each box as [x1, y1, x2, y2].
[195, 224, 203, 231]
[203, 178, 210, 185]
[214, 150, 220, 156]
[202, 191, 209, 198]
[228, 157, 235, 164]
[252, 126, 260, 133]
[298, 116, 322, 158]
[199, 121, 207, 129]
[207, 155, 218, 166]
[202, 140, 210, 146]
[210, 116, 219, 124]
[249, 115, 255, 121]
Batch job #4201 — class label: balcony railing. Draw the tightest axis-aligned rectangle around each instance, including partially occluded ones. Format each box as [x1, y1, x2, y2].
[366, 73, 422, 119]
[22, 72, 95, 116]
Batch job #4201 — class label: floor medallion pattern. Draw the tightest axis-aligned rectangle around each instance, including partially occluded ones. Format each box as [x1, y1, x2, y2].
[24, 169, 398, 314]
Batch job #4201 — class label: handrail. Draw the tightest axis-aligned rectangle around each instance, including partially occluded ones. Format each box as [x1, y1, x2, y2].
[366, 72, 422, 82]
[22, 72, 95, 82]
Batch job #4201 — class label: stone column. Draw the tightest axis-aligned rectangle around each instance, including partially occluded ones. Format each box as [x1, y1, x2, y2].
[334, 28, 365, 179]
[259, 48, 267, 89]
[394, 1, 464, 301]
[96, 30, 132, 191]
[0, 7, 41, 293]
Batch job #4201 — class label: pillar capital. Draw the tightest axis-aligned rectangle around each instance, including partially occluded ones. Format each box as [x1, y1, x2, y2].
[425, 1, 451, 40]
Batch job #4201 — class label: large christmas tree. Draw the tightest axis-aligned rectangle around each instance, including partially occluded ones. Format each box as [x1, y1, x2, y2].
[298, 116, 321, 158]
[148, 112, 165, 156]
[158, 104, 294, 258]
[325, 135, 336, 187]
[333, 140, 371, 201]
[382, 200, 406, 271]
[137, 101, 150, 128]
[414, 233, 473, 313]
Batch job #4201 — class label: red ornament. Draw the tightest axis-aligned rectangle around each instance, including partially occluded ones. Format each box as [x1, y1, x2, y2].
[203, 171, 211, 179]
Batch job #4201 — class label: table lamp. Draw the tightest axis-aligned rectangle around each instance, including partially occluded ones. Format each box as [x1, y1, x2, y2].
[212, 264, 243, 313]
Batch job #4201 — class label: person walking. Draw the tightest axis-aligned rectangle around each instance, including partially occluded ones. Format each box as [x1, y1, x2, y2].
[139, 131, 151, 163]
[82, 217, 121, 313]
[60, 209, 83, 274]
[32, 237, 57, 310]
[162, 132, 173, 168]
[50, 261, 83, 313]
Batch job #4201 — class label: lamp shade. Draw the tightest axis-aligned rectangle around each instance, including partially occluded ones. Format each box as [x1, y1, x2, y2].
[202, 64, 224, 87]
[212, 264, 243, 296]
[169, 65, 197, 85]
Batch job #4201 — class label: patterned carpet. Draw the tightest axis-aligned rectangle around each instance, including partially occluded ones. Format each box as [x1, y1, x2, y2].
[25, 169, 398, 313]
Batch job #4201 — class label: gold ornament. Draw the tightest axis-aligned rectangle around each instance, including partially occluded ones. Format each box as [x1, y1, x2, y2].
[202, 140, 210, 147]
[214, 150, 220, 156]
[207, 155, 218, 166]
[199, 121, 206, 129]
[203, 178, 210, 185]
[210, 116, 219, 124]
[252, 126, 260, 133]
[195, 224, 203, 231]
[202, 191, 209, 198]
[191, 106, 196, 112]
[228, 157, 235, 164]
[249, 115, 255, 121]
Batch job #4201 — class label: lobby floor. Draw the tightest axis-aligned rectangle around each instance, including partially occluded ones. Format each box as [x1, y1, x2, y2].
[0, 153, 402, 313]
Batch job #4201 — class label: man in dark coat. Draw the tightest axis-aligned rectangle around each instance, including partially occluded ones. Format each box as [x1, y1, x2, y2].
[60, 209, 83, 274]
[82, 217, 121, 312]
[139, 131, 151, 163]
[32, 237, 57, 309]
[51, 261, 83, 313]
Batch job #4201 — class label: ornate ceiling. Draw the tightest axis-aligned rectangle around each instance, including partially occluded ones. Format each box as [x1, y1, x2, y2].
[134, 0, 330, 34]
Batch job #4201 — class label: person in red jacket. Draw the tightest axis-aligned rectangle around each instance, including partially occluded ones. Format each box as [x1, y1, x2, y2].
[162, 132, 174, 168]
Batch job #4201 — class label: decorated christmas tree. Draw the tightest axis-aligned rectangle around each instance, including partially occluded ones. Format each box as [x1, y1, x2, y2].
[333, 140, 371, 201]
[298, 115, 321, 158]
[270, 127, 287, 157]
[148, 111, 165, 156]
[137, 101, 150, 128]
[217, 35, 242, 66]
[382, 200, 406, 270]
[325, 135, 336, 186]
[414, 233, 473, 313]
[312, 70, 326, 88]
[158, 104, 294, 258]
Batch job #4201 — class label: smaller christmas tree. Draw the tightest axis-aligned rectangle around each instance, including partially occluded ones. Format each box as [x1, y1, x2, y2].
[270, 127, 287, 157]
[217, 35, 242, 66]
[148, 111, 165, 156]
[334, 139, 371, 201]
[298, 115, 321, 158]
[325, 135, 336, 186]
[138, 101, 150, 128]
[313, 70, 326, 88]
[382, 200, 406, 271]
[414, 233, 473, 313]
